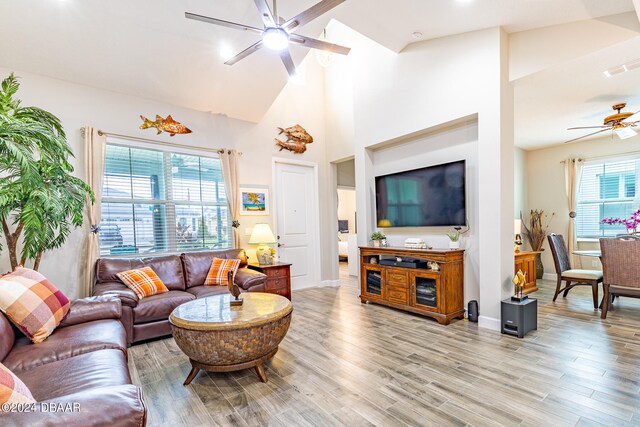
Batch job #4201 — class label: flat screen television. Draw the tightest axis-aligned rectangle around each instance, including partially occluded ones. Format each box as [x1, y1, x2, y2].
[375, 160, 466, 227]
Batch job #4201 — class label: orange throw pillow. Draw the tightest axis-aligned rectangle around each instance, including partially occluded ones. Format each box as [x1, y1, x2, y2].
[0, 267, 70, 343]
[0, 363, 36, 405]
[116, 266, 169, 299]
[205, 258, 241, 286]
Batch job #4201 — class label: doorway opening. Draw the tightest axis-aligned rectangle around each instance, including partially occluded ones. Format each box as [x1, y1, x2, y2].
[334, 158, 358, 277]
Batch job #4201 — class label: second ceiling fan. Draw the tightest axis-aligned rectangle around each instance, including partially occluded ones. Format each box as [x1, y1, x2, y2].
[186, 0, 351, 77]
[565, 103, 640, 143]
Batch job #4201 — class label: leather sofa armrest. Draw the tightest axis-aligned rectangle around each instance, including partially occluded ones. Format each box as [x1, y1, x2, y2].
[0, 385, 146, 427]
[60, 296, 122, 328]
[235, 268, 267, 290]
[93, 282, 139, 308]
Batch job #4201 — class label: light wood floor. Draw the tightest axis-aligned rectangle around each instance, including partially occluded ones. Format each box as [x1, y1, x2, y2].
[129, 264, 640, 426]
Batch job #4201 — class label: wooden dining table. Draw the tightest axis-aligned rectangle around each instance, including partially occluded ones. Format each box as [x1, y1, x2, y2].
[573, 250, 601, 257]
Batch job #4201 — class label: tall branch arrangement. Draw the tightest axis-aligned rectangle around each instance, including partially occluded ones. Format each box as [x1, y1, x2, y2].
[0, 73, 94, 271]
[520, 209, 554, 251]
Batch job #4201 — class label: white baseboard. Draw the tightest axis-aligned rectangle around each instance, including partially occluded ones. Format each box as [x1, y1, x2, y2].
[478, 315, 501, 331]
[542, 273, 557, 281]
[293, 279, 340, 292]
[320, 279, 340, 288]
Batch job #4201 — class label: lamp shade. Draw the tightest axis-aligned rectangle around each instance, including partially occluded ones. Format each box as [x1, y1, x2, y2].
[514, 219, 522, 234]
[249, 223, 276, 244]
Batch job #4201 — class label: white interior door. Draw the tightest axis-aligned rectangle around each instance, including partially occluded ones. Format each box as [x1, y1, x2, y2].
[274, 160, 319, 290]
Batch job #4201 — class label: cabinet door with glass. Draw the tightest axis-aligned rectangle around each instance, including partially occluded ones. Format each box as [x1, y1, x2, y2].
[361, 265, 385, 300]
[409, 271, 441, 312]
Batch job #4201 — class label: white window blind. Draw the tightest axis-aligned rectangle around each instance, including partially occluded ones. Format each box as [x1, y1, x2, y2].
[99, 140, 231, 256]
[576, 157, 640, 238]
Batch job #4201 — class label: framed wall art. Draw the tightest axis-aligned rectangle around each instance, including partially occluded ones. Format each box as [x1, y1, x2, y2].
[240, 186, 269, 215]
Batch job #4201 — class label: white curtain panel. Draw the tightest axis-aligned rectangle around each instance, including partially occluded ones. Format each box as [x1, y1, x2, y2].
[82, 127, 106, 297]
[220, 149, 241, 248]
[564, 157, 583, 268]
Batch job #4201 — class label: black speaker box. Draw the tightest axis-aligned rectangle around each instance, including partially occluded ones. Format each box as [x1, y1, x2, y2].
[468, 300, 478, 323]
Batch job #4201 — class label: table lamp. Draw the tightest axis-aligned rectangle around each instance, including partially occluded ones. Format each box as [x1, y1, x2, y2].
[249, 223, 277, 265]
[378, 218, 393, 227]
[514, 219, 522, 253]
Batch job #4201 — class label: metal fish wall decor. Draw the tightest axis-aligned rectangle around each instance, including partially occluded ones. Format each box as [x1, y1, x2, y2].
[140, 115, 192, 136]
[275, 124, 313, 154]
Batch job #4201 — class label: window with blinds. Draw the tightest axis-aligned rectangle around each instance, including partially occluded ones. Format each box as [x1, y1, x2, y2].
[576, 158, 640, 238]
[99, 140, 231, 256]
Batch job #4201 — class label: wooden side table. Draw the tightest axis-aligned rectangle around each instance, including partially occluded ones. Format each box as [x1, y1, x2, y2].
[514, 251, 539, 295]
[248, 262, 292, 300]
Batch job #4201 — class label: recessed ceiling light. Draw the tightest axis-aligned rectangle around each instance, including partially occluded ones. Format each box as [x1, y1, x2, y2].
[411, 31, 423, 39]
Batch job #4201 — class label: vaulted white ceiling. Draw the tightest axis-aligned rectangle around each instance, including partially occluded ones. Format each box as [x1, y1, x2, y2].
[0, 0, 639, 146]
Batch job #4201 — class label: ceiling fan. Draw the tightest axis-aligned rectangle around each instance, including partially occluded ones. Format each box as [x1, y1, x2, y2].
[565, 103, 640, 144]
[185, 0, 351, 77]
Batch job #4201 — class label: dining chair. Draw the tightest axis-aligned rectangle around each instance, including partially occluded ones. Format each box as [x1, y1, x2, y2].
[599, 235, 640, 319]
[547, 233, 603, 309]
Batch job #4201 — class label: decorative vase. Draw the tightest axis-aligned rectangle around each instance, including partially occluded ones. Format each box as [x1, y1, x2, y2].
[449, 241, 460, 250]
[373, 240, 380, 247]
[535, 252, 544, 280]
[257, 247, 273, 265]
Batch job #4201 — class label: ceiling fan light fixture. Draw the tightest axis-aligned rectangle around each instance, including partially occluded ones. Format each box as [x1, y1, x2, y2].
[263, 27, 289, 50]
[615, 127, 637, 140]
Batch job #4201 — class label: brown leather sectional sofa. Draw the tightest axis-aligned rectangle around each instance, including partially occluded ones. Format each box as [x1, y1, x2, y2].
[0, 296, 147, 426]
[93, 249, 266, 345]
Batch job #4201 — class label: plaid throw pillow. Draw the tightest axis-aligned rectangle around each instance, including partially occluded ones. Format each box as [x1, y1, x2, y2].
[205, 258, 241, 286]
[0, 267, 70, 344]
[116, 266, 168, 299]
[0, 363, 35, 405]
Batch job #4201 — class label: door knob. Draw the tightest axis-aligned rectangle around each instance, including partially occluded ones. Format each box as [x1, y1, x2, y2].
[277, 243, 285, 247]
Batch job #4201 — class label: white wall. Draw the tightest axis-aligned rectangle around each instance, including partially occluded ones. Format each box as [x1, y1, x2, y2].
[325, 26, 515, 328]
[232, 56, 335, 283]
[527, 133, 640, 276]
[337, 188, 356, 233]
[0, 57, 332, 297]
[514, 147, 529, 218]
[509, 12, 640, 82]
[336, 159, 355, 187]
[0, 66, 253, 298]
[372, 121, 480, 303]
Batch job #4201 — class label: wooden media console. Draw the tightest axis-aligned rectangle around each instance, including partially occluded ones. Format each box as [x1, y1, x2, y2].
[359, 246, 465, 325]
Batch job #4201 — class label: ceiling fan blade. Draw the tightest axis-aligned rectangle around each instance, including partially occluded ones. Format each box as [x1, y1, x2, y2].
[279, 49, 297, 77]
[253, 0, 275, 27]
[282, 0, 346, 32]
[564, 128, 609, 144]
[624, 109, 640, 121]
[289, 35, 350, 55]
[185, 12, 263, 34]
[567, 125, 611, 130]
[225, 40, 264, 66]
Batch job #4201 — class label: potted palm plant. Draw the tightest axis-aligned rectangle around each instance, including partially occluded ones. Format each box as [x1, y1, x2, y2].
[0, 73, 93, 270]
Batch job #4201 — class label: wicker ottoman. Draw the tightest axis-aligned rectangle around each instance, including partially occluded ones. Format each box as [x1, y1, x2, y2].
[169, 292, 292, 384]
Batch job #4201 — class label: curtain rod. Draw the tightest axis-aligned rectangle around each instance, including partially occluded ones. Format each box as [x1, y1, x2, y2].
[84, 128, 242, 155]
[559, 148, 640, 164]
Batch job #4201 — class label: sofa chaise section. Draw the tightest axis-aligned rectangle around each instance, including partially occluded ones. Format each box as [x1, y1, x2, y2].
[0, 296, 146, 426]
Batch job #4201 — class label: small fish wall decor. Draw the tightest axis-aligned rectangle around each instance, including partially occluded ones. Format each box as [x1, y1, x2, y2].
[140, 115, 192, 137]
[275, 124, 313, 154]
